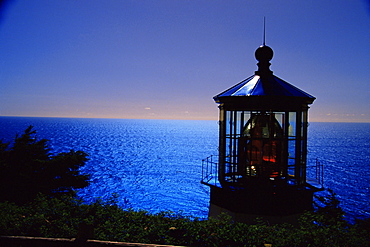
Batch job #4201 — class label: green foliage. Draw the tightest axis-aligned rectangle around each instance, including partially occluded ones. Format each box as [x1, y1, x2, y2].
[0, 193, 369, 246]
[0, 125, 89, 204]
[314, 188, 346, 226]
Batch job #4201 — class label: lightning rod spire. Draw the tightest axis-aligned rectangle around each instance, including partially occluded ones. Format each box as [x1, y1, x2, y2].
[263, 16, 266, 46]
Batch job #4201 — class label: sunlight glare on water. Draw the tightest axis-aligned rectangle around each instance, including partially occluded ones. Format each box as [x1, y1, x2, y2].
[0, 117, 369, 221]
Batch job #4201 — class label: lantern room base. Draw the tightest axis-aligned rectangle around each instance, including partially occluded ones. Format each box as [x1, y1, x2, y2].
[208, 185, 315, 225]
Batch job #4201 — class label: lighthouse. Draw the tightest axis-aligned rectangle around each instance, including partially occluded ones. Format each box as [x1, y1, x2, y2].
[201, 43, 322, 224]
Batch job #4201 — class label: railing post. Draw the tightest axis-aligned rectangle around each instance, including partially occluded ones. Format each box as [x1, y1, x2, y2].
[201, 155, 219, 187]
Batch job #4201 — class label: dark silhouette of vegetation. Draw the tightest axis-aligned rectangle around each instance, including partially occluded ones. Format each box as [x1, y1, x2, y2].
[0, 125, 89, 204]
[0, 191, 369, 246]
[313, 188, 346, 226]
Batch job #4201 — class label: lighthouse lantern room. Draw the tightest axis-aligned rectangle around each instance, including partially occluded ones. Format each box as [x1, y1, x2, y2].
[202, 44, 322, 223]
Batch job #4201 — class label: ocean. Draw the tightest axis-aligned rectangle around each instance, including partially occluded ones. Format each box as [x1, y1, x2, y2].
[0, 117, 369, 221]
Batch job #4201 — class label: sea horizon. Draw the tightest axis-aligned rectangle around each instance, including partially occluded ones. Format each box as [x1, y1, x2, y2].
[1, 115, 370, 124]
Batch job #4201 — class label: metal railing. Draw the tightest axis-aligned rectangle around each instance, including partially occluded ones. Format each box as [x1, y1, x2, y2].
[201, 155, 219, 187]
[306, 158, 324, 190]
[201, 155, 324, 189]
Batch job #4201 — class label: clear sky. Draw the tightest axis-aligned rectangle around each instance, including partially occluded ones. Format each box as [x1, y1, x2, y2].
[1, 0, 369, 122]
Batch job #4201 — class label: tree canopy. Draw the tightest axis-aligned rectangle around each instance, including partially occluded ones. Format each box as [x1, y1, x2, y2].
[0, 125, 89, 204]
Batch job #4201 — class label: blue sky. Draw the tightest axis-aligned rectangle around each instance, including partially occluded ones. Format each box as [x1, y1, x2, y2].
[1, 0, 369, 122]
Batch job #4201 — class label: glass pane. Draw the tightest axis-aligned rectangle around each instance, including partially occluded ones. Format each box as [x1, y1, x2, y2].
[289, 112, 296, 137]
[226, 110, 231, 136]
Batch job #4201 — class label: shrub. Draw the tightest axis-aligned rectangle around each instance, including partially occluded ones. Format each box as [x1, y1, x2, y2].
[0, 194, 369, 246]
[0, 126, 89, 204]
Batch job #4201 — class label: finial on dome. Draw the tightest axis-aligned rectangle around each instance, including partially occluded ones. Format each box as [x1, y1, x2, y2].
[255, 17, 273, 75]
[255, 45, 273, 62]
[255, 45, 274, 75]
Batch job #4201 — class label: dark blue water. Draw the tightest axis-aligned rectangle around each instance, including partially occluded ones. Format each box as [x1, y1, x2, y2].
[0, 117, 369, 221]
